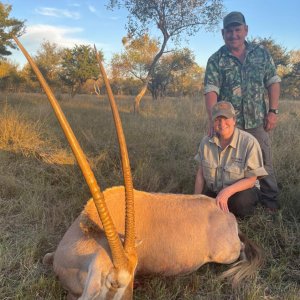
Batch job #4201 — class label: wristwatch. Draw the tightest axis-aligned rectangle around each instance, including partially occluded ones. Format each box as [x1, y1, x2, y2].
[269, 108, 279, 114]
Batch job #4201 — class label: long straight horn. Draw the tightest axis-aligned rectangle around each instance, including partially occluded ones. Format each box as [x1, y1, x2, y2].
[94, 46, 135, 253]
[13, 36, 128, 270]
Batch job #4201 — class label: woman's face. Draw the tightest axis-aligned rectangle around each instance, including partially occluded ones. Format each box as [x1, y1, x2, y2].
[214, 116, 236, 139]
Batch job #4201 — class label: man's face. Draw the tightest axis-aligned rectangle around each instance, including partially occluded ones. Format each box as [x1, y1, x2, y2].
[214, 116, 236, 139]
[222, 24, 248, 51]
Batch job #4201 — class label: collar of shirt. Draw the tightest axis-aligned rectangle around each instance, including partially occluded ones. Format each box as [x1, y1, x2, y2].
[221, 42, 258, 59]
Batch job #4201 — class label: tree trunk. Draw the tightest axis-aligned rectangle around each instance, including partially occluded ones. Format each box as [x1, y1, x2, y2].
[71, 83, 80, 98]
[133, 33, 169, 114]
[134, 84, 148, 114]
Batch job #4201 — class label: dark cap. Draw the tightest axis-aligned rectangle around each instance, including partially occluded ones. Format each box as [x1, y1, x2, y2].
[212, 101, 235, 120]
[223, 11, 246, 28]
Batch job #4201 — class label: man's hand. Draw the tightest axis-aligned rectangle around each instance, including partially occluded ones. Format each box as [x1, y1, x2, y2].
[264, 112, 278, 132]
[205, 92, 217, 136]
[206, 121, 214, 137]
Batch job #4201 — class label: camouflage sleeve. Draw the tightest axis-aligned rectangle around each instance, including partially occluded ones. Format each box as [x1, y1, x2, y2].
[263, 47, 281, 87]
[204, 56, 220, 95]
[244, 138, 268, 178]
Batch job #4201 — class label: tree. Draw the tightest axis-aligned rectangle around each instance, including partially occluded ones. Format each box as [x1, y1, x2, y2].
[281, 50, 300, 99]
[112, 34, 159, 81]
[289, 50, 300, 65]
[0, 59, 12, 78]
[34, 41, 64, 86]
[169, 62, 205, 98]
[249, 37, 289, 67]
[249, 37, 300, 99]
[0, 2, 25, 58]
[111, 37, 204, 98]
[148, 48, 195, 100]
[107, 0, 224, 112]
[111, 34, 159, 96]
[22, 41, 64, 91]
[0, 59, 23, 91]
[60, 45, 103, 97]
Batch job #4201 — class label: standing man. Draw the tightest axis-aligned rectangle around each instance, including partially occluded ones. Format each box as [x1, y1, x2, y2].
[204, 11, 281, 211]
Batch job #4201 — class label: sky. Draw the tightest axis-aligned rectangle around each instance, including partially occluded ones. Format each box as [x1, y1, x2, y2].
[5, 0, 300, 69]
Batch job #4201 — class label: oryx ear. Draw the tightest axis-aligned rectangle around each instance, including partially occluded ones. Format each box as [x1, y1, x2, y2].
[135, 239, 143, 247]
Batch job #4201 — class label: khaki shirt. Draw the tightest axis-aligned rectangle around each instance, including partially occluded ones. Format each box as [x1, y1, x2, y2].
[195, 128, 267, 193]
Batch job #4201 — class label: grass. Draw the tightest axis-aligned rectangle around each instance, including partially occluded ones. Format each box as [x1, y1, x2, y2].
[0, 92, 299, 299]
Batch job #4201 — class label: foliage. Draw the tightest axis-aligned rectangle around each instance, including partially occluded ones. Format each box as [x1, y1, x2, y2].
[249, 37, 289, 67]
[148, 48, 199, 99]
[169, 63, 205, 98]
[289, 49, 300, 65]
[3, 32, 300, 99]
[34, 41, 64, 85]
[110, 77, 143, 96]
[248, 37, 300, 99]
[0, 59, 23, 91]
[107, 0, 224, 112]
[60, 45, 103, 97]
[0, 58, 15, 78]
[22, 41, 64, 91]
[0, 2, 25, 58]
[107, 0, 224, 39]
[280, 50, 300, 98]
[281, 63, 300, 99]
[111, 34, 159, 80]
[111, 42, 203, 98]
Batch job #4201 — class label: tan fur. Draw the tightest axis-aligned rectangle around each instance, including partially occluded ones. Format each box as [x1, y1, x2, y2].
[45, 186, 261, 299]
[79, 186, 241, 274]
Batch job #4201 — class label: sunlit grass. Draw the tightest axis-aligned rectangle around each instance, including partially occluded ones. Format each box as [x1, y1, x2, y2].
[0, 93, 299, 299]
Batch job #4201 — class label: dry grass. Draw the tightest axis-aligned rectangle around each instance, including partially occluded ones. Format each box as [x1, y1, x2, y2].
[0, 93, 299, 299]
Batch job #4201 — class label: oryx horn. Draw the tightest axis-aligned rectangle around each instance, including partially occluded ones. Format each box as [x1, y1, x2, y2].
[94, 46, 135, 254]
[13, 36, 129, 270]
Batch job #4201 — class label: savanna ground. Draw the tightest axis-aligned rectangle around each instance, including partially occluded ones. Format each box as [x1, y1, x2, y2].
[0, 93, 299, 299]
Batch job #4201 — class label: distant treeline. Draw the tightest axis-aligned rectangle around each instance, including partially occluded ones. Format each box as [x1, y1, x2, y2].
[1, 37, 299, 99]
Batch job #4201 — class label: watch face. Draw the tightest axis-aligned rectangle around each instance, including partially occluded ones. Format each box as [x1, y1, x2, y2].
[269, 109, 279, 114]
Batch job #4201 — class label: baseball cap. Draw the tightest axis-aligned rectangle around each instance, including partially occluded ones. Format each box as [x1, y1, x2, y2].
[212, 101, 235, 120]
[223, 11, 246, 28]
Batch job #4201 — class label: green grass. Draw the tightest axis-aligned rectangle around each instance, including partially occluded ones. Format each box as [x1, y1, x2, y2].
[0, 93, 299, 299]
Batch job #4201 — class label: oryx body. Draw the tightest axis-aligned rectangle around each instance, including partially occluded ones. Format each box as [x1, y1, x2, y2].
[50, 186, 241, 299]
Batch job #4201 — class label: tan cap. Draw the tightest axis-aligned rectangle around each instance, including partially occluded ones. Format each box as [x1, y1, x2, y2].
[223, 11, 246, 28]
[212, 101, 235, 120]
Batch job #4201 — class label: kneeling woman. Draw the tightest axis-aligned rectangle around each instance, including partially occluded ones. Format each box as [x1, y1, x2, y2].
[194, 101, 267, 218]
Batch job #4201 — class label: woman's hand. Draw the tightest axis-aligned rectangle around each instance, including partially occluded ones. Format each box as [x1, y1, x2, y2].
[216, 188, 232, 213]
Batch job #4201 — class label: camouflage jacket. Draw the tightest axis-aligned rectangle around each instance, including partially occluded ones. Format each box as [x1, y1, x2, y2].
[204, 42, 281, 129]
